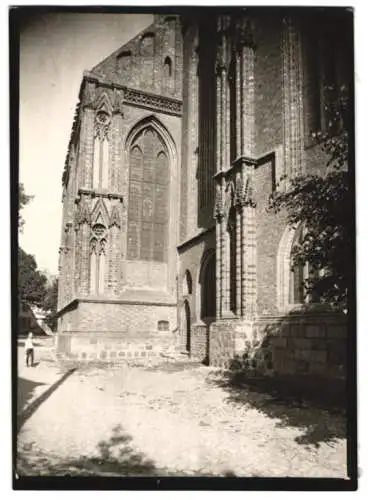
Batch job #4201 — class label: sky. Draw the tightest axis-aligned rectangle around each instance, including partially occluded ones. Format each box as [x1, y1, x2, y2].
[19, 12, 153, 275]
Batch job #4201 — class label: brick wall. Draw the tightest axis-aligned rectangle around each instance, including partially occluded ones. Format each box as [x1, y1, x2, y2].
[178, 229, 215, 321]
[191, 323, 208, 362]
[254, 159, 286, 316]
[254, 15, 283, 157]
[180, 22, 198, 241]
[58, 331, 177, 363]
[177, 228, 215, 357]
[76, 300, 176, 333]
[91, 16, 183, 100]
[125, 261, 168, 290]
[209, 319, 254, 368]
[57, 299, 178, 361]
[255, 312, 347, 378]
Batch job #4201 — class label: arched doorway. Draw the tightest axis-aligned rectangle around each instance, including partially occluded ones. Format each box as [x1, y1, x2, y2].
[182, 299, 191, 353]
[200, 251, 216, 322]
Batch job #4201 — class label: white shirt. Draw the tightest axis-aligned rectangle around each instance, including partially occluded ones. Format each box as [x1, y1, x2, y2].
[25, 338, 34, 350]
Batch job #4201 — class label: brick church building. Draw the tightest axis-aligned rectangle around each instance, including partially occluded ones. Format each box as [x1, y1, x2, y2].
[56, 10, 351, 372]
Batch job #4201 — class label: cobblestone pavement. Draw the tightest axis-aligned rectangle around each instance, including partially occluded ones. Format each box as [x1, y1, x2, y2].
[17, 355, 348, 478]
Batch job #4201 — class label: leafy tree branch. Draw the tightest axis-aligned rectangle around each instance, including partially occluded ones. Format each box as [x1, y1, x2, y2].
[268, 85, 352, 310]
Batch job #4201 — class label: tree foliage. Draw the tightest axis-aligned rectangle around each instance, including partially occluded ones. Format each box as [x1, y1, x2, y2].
[19, 183, 33, 232]
[43, 278, 59, 331]
[268, 85, 352, 310]
[18, 247, 47, 307]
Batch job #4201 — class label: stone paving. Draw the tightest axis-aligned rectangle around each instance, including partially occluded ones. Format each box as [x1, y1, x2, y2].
[17, 351, 348, 478]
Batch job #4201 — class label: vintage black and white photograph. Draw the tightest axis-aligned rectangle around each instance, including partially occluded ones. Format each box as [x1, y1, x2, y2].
[12, 5, 356, 489]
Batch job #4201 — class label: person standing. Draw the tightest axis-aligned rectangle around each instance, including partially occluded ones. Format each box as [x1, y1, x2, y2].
[25, 332, 34, 367]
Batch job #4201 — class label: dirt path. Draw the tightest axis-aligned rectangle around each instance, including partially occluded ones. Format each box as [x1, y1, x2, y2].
[17, 360, 347, 477]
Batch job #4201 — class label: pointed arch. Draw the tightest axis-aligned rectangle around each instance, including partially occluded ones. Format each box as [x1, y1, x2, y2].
[91, 198, 109, 227]
[126, 116, 177, 263]
[198, 249, 216, 284]
[89, 201, 108, 296]
[93, 93, 112, 190]
[109, 205, 121, 228]
[277, 224, 310, 311]
[95, 91, 113, 115]
[198, 249, 216, 322]
[125, 115, 177, 165]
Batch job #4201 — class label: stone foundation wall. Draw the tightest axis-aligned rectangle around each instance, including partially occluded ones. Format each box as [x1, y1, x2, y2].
[209, 319, 255, 368]
[56, 299, 179, 362]
[254, 312, 347, 378]
[208, 313, 347, 378]
[191, 323, 209, 363]
[56, 330, 176, 363]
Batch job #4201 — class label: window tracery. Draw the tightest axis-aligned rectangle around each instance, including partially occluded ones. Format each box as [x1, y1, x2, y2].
[127, 126, 169, 262]
[93, 110, 111, 190]
[90, 223, 107, 295]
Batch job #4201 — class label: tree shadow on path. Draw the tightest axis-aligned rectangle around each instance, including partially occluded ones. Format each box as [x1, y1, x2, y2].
[17, 424, 238, 477]
[209, 370, 346, 448]
[18, 424, 177, 477]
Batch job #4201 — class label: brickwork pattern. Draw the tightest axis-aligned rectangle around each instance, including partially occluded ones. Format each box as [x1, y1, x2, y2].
[91, 16, 183, 100]
[253, 15, 283, 157]
[254, 159, 286, 316]
[57, 330, 177, 363]
[178, 230, 215, 319]
[210, 321, 236, 369]
[57, 299, 178, 361]
[190, 323, 209, 362]
[255, 313, 347, 378]
[76, 300, 176, 334]
[209, 319, 255, 367]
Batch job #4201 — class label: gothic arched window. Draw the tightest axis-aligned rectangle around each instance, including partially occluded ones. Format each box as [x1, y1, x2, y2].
[277, 224, 320, 311]
[93, 111, 110, 190]
[127, 127, 169, 262]
[90, 224, 107, 295]
[200, 252, 216, 320]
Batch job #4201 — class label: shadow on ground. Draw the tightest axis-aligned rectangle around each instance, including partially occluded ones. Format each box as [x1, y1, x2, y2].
[17, 424, 229, 477]
[17, 369, 76, 432]
[209, 369, 346, 448]
[17, 377, 46, 414]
